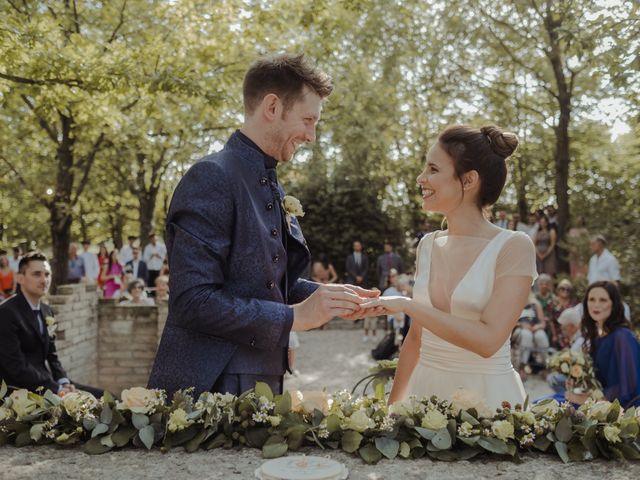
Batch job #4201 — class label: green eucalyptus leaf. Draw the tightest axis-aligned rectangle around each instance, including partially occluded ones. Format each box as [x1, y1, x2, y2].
[29, 423, 44, 442]
[399, 441, 411, 458]
[138, 425, 155, 450]
[262, 435, 288, 459]
[555, 441, 570, 463]
[91, 423, 109, 438]
[477, 436, 509, 455]
[432, 428, 452, 450]
[460, 410, 479, 425]
[131, 413, 150, 430]
[100, 406, 113, 425]
[15, 429, 32, 447]
[274, 391, 291, 416]
[112, 426, 136, 447]
[341, 430, 363, 453]
[555, 417, 573, 443]
[359, 443, 383, 464]
[325, 414, 341, 433]
[204, 433, 227, 450]
[375, 437, 399, 459]
[184, 430, 208, 453]
[254, 382, 274, 402]
[83, 418, 97, 431]
[245, 427, 270, 448]
[285, 426, 305, 451]
[0, 380, 7, 399]
[100, 434, 115, 448]
[44, 390, 61, 407]
[84, 436, 113, 455]
[415, 426, 436, 440]
[458, 435, 480, 447]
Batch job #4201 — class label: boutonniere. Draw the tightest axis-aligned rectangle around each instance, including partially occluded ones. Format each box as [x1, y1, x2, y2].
[282, 195, 305, 231]
[45, 316, 57, 337]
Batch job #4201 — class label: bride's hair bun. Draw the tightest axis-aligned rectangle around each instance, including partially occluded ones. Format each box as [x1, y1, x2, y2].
[480, 125, 519, 159]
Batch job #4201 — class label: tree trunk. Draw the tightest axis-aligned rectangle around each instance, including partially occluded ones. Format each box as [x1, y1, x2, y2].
[110, 207, 124, 250]
[138, 192, 156, 250]
[49, 205, 72, 290]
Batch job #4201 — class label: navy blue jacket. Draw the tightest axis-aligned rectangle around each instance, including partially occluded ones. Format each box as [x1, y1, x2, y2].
[148, 132, 318, 398]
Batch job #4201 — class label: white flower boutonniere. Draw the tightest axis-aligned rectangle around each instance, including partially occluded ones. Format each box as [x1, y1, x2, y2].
[282, 195, 304, 232]
[282, 195, 305, 217]
[45, 316, 57, 337]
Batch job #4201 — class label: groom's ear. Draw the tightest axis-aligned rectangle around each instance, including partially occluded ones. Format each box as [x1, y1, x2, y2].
[261, 93, 282, 122]
[462, 170, 480, 191]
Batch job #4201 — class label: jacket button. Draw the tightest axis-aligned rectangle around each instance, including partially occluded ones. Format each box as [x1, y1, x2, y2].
[272, 255, 279, 263]
[266, 202, 274, 211]
[250, 338, 256, 347]
[259, 177, 268, 186]
[266, 281, 274, 289]
[271, 228, 278, 237]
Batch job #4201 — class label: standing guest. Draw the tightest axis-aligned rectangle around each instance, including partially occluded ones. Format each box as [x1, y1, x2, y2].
[345, 240, 368, 287]
[67, 243, 85, 284]
[546, 205, 559, 230]
[551, 278, 578, 348]
[535, 274, 557, 347]
[0, 252, 103, 397]
[125, 245, 149, 286]
[382, 269, 402, 331]
[567, 216, 589, 280]
[143, 233, 166, 289]
[512, 212, 529, 233]
[0, 254, 16, 299]
[564, 282, 640, 408]
[506, 219, 517, 231]
[101, 249, 123, 299]
[526, 212, 539, 240]
[494, 210, 508, 228]
[534, 214, 557, 276]
[587, 235, 621, 286]
[96, 244, 109, 290]
[80, 240, 101, 285]
[154, 275, 170, 303]
[8, 246, 22, 274]
[546, 307, 584, 393]
[376, 241, 404, 291]
[159, 257, 170, 277]
[119, 236, 137, 267]
[148, 53, 374, 398]
[311, 254, 338, 284]
[120, 279, 154, 306]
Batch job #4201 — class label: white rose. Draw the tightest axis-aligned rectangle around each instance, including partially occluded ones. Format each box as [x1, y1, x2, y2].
[167, 408, 193, 433]
[587, 401, 613, 422]
[344, 409, 374, 433]
[282, 195, 305, 217]
[62, 391, 97, 417]
[531, 400, 560, 418]
[491, 420, 515, 441]
[291, 390, 332, 414]
[421, 410, 448, 430]
[119, 387, 160, 414]
[389, 400, 414, 417]
[518, 411, 536, 426]
[603, 425, 622, 444]
[560, 362, 570, 373]
[0, 406, 13, 421]
[450, 389, 492, 418]
[9, 390, 37, 419]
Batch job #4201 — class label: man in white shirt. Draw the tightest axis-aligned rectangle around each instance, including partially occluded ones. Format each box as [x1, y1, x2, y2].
[512, 212, 530, 233]
[8, 246, 22, 273]
[119, 236, 137, 266]
[80, 240, 101, 284]
[587, 235, 620, 285]
[143, 233, 166, 288]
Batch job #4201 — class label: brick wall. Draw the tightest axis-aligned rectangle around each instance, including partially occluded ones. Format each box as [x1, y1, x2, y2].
[48, 284, 99, 386]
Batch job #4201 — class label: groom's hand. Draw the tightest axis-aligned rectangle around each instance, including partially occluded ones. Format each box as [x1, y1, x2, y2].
[292, 284, 370, 331]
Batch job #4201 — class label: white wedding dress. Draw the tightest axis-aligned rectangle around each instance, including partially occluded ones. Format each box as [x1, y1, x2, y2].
[404, 229, 537, 410]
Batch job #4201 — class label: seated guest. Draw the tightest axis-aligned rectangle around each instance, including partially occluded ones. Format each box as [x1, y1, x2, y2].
[120, 279, 154, 306]
[565, 282, 640, 408]
[125, 245, 149, 286]
[550, 278, 578, 348]
[512, 291, 549, 377]
[154, 275, 169, 303]
[546, 307, 584, 393]
[0, 252, 102, 397]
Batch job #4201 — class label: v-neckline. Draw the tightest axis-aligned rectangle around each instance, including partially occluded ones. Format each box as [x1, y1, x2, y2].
[425, 230, 507, 312]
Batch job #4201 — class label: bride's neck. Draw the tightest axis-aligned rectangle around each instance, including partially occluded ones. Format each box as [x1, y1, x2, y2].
[445, 205, 492, 236]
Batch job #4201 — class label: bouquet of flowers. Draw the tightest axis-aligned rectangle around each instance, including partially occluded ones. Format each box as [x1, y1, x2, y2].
[547, 350, 602, 394]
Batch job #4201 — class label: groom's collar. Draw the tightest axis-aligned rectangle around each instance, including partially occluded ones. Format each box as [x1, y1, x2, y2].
[235, 130, 278, 170]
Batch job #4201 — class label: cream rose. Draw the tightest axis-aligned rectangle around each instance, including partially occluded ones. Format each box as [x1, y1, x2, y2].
[587, 401, 613, 422]
[167, 408, 193, 433]
[603, 425, 622, 444]
[62, 391, 98, 417]
[291, 390, 332, 414]
[570, 364, 584, 378]
[560, 362, 570, 373]
[421, 410, 448, 430]
[450, 389, 492, 418]
[282, 195, 305, 217]
[491, 420, 515, 441]
[9, 390, 37, 419]
[343, 409, 375, 433]
[0, 406, 13, 422]
[119, 387, 161, 414]
[531, 400, 560, 418]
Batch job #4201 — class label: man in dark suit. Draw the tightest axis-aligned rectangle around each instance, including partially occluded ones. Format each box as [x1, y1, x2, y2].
[0, 252, 102, 397]
[148, 54, 377, 398]
[345, 240, 368, 287]
[125, 245, 149, 286]
[376, 241, 404, 291]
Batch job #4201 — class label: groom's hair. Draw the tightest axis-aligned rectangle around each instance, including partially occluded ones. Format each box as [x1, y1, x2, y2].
[243, 53, 333, 114]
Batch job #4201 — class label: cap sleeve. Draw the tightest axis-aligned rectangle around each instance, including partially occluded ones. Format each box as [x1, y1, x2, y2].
[496, 231, 538, 283]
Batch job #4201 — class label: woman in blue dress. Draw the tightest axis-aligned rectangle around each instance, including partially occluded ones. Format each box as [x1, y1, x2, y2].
[566, 281, 640, 408]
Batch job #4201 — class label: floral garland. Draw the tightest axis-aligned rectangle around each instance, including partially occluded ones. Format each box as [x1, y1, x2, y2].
[0, 375, 639, 463]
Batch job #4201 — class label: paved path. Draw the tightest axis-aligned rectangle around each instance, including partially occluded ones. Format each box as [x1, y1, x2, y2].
[1, 329, 637, 479]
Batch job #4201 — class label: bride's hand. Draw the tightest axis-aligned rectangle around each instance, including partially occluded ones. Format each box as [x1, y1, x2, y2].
[359, 296, 410, 315]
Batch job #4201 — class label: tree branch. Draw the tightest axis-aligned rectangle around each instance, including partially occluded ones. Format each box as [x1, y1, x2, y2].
[0, 72, 83, 87]
[72, 0, 81, 34]
[108, 0, 127, 43]
[21, 95, 60, 144]
[7, 0, 25, 14]
[0, 154, 48, 207]
[72, 132, 105, 205]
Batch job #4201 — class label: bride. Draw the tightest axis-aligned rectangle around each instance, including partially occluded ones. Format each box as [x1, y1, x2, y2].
[360, 124, 537, 409]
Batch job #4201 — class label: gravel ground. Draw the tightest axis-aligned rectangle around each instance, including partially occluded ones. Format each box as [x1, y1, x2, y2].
[1, 329, 637, 480]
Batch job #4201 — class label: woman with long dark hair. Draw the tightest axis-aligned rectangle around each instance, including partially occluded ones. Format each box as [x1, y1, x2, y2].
[566, 281, 640, 407]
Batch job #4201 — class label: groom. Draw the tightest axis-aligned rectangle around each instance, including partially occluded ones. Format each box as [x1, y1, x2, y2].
[148, 54, 376, 398]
